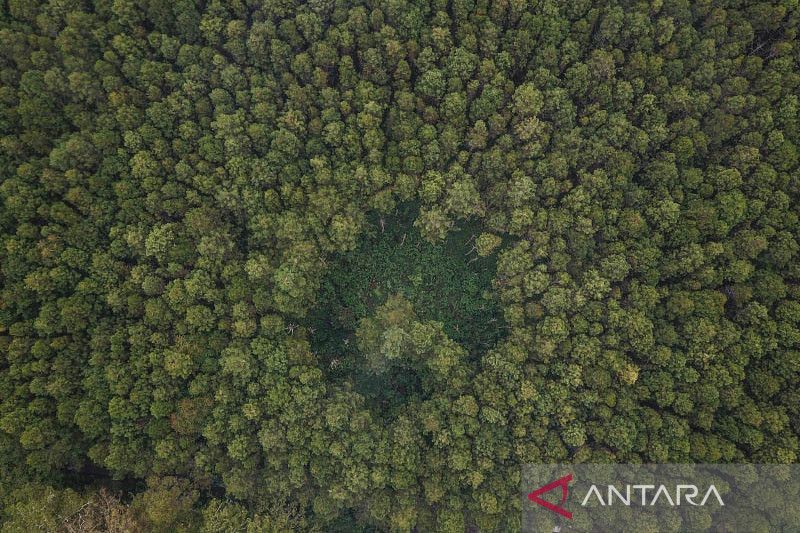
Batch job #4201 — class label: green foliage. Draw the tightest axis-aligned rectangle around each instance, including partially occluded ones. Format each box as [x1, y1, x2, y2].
[1, 484, 144, 532]
[306, 204, 503, 360]
[1, 0, 800, 531]
[347, 293, 471, 411]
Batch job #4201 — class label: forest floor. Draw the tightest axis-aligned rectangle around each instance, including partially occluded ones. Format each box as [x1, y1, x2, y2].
[304, 204, 505, 410]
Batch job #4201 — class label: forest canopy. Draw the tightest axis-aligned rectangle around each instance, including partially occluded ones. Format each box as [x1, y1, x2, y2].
[1, 0, 799, 531]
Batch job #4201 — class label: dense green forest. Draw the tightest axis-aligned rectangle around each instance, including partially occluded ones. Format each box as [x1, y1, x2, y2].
[1, 0, 799, 530]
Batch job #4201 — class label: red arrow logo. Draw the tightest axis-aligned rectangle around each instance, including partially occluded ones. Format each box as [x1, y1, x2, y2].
[528, 473, 573, 519]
